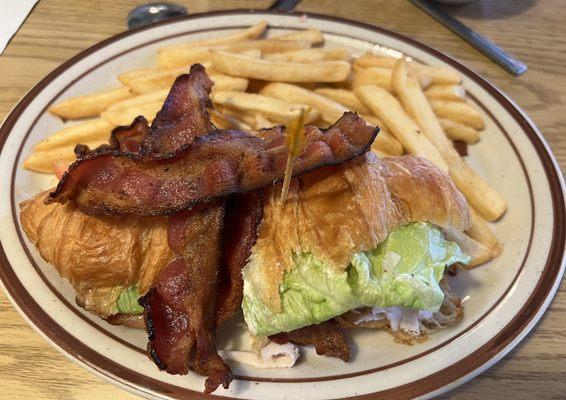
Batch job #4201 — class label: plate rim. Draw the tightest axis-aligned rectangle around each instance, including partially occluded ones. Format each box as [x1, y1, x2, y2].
[0, 9, 564, 400]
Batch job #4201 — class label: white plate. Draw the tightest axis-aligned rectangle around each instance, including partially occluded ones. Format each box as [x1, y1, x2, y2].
[0, 10, 564, 400]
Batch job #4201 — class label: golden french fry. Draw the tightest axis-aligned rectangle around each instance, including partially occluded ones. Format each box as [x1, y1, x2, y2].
[355, 85, 448, 173]
[123, 66, 187, 93]
[24, 139, 109, 174]
[352, 66, 430, 91]
[429, 99, 484, 130]
[354, 54, 460, 86]
[466, 207, 503, 258]
[156, 47, 215, 68]
[263, 48, 350, 63]
[223, 39, 310, 54]
[438, 118, 479, 144]
[35, 119, 114, 151]
[101, 101, 163, 126]
[212, 91, 320, 124]
[161, 21, 267, 52]
[49, 87, 132, 120]
[353, 54, 398, 69]
[352, 67, 394, 92]
[443, 227, 494, 268]
[238, 49, 262, 59]
[392, 58, 505, 221]
[314, 88, 371, 114]
[118, 68, 161, 86]
[215, 107, 252, 131]
[260, 82, 347, 124]
[103, 89, 169, 113]
[425, 85, 466, 101]
[272, 29, 323, 44]
[371, 129, 404, 156]
[252, 114, 276, 130]
[412, 63, 462, 85]
[209, 109, 233, 130]
[210, 50, 351, 83]
[125, 67, 247, 94]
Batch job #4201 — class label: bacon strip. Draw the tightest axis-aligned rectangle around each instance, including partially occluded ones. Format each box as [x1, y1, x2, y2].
[47, 112, 378, 216]
[140, 200, 233, 393]
[270, 320, 350, 362]
[215, 190, 264, 325]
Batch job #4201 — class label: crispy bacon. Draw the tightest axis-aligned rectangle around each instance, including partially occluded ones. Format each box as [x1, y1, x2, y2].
[215, 190, 264, 325]
[142, 64, 213, 155]
[140, 200, 233, 393]
[47, 112, 378, 216]
[270, 320, 350, 362]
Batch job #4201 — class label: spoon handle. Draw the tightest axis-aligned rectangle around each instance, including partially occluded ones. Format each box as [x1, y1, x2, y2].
[410, 0, 528, 76]
[268, 0, 302, 12]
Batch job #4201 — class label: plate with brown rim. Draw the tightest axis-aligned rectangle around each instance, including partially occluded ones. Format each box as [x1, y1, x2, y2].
[0, 10, 564, 400]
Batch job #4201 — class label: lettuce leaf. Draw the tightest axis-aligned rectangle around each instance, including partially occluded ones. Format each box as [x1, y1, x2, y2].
[116, 285, 144, 314]
[242, 222, 470, 336]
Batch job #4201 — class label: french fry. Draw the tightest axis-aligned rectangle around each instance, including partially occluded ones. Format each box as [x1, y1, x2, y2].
[118, 68, 161, 86]
[413, 63, 462, 85]
[24, 139, 109, 174]
[160, 21, 267, 52]
[123, 66, 187, 93]
[260, 82, 347, 124]
[352, 66, 431, 91]
[314, 88, 371, 114]
[101, 101, 163, 126]
[425, 85, 466, 101]
[272, 29, 323, 44]
[125, 67, 248, 94]
[49, 87, 132, 120]
[355, 85, 448, 172]
[253, 114, 276, 130]
[354, 54, 461, 85]
[210, 50, 351, 82]
[352, 67, 394, 92]
[212, 91, 320, 124]
[223, 39, 310, 54]
[429, 99, 484, 130]
[216, 107, 252, 131]
[102, 89, 169, 113]
[263, 48, 351, 63]
[156, 47, 216, 69]
[371, 149, 392, 159]
[35, 119, 114, 151]
[209, 109, 233, 130]
[439, 118, 479, 144]
[392, 58, 505, 221]
[443, 227, 494, 268]
[466, 207, 503, 258]
[371, 128, 404, 156]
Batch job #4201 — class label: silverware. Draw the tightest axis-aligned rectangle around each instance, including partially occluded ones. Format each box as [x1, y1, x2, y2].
[410, 0, 528, 76]
[127, 2, 188, 30]
[269, 0, 302, 11]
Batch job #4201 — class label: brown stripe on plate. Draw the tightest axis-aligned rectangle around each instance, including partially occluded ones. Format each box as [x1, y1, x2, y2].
[0, 10, 563, 400]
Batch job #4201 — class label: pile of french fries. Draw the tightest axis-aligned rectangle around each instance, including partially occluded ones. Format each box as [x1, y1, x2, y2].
[25, 21, 504, 267]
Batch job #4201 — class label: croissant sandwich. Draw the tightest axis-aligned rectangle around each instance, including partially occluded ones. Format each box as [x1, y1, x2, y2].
[20, 64, 474, 393]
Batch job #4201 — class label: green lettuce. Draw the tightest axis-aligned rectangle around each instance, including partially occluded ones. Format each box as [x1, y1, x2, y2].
[116, 285, 144, 314]
[242, 221, 470, 336]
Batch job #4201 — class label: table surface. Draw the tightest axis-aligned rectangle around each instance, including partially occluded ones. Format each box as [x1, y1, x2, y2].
[0, 0, 564, 399]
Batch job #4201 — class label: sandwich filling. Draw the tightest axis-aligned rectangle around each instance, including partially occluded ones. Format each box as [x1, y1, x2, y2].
[242, 153, 471, 336]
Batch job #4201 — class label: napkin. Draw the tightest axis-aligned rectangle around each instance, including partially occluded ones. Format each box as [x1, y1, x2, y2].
[0, 0, 39, 55]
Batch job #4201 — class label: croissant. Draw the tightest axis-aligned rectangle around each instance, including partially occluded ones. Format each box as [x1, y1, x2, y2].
[20, 192, 173, 317]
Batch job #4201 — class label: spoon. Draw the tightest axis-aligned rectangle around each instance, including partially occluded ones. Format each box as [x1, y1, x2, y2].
[127, 2, 188, 30]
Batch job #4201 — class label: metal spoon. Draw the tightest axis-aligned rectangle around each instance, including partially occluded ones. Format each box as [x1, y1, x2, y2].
[127, 2, 188, 30]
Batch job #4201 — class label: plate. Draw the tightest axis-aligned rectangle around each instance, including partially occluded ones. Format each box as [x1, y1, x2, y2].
[0, 10, 564, 400]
